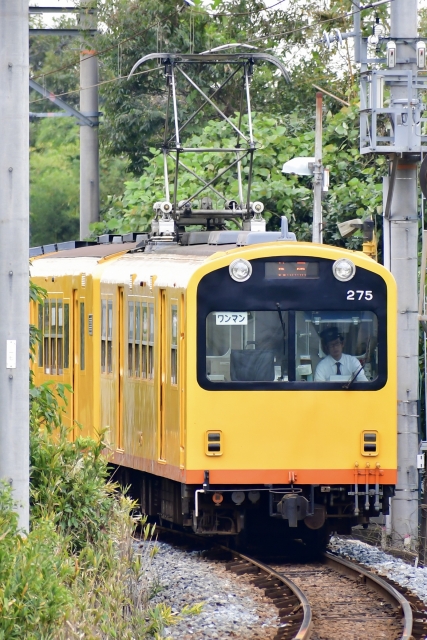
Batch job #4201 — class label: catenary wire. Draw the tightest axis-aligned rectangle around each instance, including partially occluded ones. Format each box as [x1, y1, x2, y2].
[31, 0, 288, 82]
[30, 0, 391, 103]
[29, 65, 163, 106]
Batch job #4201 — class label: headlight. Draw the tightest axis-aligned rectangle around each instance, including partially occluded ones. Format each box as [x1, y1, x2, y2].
[332, 258, 356, 282]
[229, 258, 252, 282]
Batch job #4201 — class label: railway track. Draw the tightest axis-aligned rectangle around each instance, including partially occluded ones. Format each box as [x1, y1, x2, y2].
[225, 550, 427, 639]
[155, 527, 427, 639]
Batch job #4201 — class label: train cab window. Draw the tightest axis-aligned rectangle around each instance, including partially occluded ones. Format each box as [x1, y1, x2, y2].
[148, 302, 155, 379]
[171, 305, 178, 385]
[39, 299, 69, 375]
[295, 310, 378, 383]
[128, 301, 134, 376]
[206, 311, 287, 382]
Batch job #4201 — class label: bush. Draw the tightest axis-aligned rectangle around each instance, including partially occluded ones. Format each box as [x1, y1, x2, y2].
[0, 482, 73, 640]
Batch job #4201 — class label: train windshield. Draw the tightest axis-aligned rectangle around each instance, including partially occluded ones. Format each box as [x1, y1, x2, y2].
[206, 310, 378, 384]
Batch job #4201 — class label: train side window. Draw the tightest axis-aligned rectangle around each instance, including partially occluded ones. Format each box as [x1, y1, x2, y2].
[171, 305, 178, 385]
[101, 299, 107, 373]
[38, 303, 43, 367]
[64, 303, 69, 369]
[107, 299, 113, 374]
[50, 299, 57, 375]
[135, 302, 141, 377]
[128, 301, 134, 376]
[148, 302, 154, 379]
[142, 302, 148, 379]
[80, 301, 85, 371]
[43, 300, 50, 373]
[57, 300, 63, 375]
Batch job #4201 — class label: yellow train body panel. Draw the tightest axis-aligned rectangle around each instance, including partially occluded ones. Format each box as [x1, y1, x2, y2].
[30, 237, 397, 535]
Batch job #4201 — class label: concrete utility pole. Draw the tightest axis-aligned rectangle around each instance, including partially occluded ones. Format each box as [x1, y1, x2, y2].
[313, 92, 323, 244]
[79, 1, 99, 240]
[389, 0, 420, 545]
[0, 0, 29, 531]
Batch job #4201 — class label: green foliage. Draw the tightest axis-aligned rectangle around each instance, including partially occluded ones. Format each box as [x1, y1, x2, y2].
[30, 117, 130, 245]
[0, 483, 73, 640]
[93, 104, 386, 247]
[0, 280, 203, 639]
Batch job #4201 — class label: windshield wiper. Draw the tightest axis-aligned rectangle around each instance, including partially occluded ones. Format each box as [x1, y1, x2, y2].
[343, 337, 371, 389]
[275, 303, 286, 345]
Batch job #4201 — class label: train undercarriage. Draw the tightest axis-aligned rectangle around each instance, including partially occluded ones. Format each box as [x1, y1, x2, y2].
[115, 466, 394, 548]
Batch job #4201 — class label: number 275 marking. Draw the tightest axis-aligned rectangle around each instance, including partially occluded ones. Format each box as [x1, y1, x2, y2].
[347, 290, 373, 301]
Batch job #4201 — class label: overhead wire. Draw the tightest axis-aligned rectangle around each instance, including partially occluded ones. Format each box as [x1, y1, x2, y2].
[29, 65, 163, 105]
[29, 0, 392, 109]
[31, 0, 288, 82]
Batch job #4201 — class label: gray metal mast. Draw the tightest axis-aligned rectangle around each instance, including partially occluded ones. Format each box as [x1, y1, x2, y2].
[79, 1, 99, 240]
[389, 0, 419, 545]
[0, 0, 29, 531]
[313, 92, 323, 244]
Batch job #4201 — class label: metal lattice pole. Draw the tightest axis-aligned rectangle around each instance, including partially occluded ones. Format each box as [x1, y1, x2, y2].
[0, 0, 29, 531]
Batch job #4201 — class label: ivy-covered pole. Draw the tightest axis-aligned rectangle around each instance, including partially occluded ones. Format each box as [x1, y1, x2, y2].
[0, 0, 29, 531]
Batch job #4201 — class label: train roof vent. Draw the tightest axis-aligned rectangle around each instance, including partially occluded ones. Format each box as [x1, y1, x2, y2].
[122, 232, 149, 243]
[57, 240, 97, 251]
[208, 230, 241, 245]
[43, 243, 58, 254]
[98, 234, 123, 244]
[181, 231, 211, 246]
[30, 246, 44, 258]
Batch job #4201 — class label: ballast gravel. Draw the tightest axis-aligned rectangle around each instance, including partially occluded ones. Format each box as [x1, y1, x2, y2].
[330, 535, 427, 603]
[138, 541, 279, 639]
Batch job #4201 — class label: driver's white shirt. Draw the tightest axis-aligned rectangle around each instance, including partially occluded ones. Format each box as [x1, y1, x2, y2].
[314, 353, 368, 382]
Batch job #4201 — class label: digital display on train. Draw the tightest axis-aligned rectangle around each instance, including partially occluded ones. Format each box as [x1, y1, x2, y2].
[265, 261, 319, 279]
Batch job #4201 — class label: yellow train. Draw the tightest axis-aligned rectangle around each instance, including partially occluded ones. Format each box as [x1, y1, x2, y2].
[30, 225, 397, 546]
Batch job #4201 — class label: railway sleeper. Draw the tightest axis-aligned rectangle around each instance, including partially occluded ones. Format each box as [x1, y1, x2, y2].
[279, 612, 304, 622]
[252, 577, 283, 588]
[231, 565, 259, 575]
[271, 596, 300, 607]
[264, 586, 292, 597]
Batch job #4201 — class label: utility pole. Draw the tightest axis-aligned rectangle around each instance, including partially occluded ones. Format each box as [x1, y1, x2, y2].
[388, 0, 420, 546]
[0, 0, 29, 531]
[313, 92, 323, 244]
[79, 1, 99, 240]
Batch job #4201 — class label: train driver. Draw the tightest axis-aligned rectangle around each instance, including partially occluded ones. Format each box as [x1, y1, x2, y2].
[314, 326, 368, 382]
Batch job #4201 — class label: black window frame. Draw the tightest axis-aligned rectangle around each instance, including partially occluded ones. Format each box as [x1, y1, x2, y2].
[197, 256, 388, 391]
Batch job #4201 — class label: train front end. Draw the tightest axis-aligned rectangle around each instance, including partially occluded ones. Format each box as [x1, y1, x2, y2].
[183, 241, 397, 543]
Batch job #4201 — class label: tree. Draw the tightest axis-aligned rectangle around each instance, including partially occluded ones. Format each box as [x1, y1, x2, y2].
[92, 104, 386, 247]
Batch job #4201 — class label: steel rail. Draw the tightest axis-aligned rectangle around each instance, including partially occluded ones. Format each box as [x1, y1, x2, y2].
[323, 551, 413, 640]
[235, 551, 313, 639]
[153, 526, 414, 639]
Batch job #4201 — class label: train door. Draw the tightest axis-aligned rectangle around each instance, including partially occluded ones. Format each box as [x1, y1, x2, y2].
[117, 287, 125, 451]
[158, 289, 167, 461]
[72, 289, 79, 440]
[179, 293, 185, 468]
